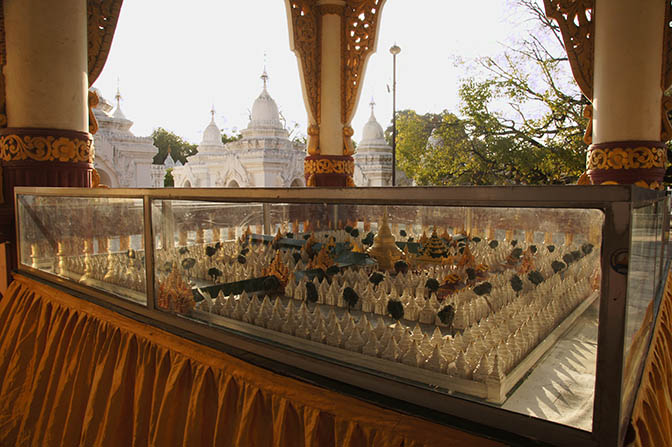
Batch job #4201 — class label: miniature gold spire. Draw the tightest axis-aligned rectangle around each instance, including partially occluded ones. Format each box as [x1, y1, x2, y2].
[309, 243, 335, 271]
[366, 208, 403, 271]
[264, 251, 290, 286]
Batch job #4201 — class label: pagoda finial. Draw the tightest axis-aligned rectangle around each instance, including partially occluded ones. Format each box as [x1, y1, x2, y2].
[115, 77, 122, 107]
[261, 68, 268, 90]
[210, 104, 216, 121]
[261, 52, 269, 90]
[369, 96, 376, 118]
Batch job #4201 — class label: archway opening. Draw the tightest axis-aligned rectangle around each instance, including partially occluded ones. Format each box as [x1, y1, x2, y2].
[183, 180, 192, 188]
[290, 178, 303, 187]
[97, 169, 113, 187]
[228, 180, 240, 188]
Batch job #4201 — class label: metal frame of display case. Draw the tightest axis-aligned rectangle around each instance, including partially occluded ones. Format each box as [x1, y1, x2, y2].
[12, 185, 669, 447]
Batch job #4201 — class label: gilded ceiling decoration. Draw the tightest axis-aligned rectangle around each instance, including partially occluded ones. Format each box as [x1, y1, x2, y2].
[87, 0, 124, 87]
[543, 0, 594, 144]
[288, 1, 321, 127]
[543, 0, 594, 99]
[342, 0, 384, 124]
[288, 0, 385, 159]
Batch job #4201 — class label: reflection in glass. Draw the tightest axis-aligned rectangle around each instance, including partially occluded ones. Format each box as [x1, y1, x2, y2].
[152, 200, 603, 430]
[17, 195, 147, 304]
[621, 202, 666, 427]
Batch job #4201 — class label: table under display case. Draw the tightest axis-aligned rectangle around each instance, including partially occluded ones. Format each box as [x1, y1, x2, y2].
[13, 185, 669, 447]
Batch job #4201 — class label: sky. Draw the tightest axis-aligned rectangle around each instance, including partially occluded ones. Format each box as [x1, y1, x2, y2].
[93, 0, 538, 145]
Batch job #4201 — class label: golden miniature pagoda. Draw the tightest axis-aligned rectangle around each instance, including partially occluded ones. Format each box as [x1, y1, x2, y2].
[412, 230, 452, 265]
[366, 211, 403, 270]
[309, 243, 335, 271]
[263, 251, 290, 286]
[157, 264, 194, 315]
[457, 244, 476, 268]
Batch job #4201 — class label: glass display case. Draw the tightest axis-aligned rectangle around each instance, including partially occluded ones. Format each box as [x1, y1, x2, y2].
[14, 186, 669, 447]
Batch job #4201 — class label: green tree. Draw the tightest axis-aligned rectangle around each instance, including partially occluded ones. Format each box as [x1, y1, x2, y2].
[221, 131, 242, 145]
[392, 0, 588, 185]
[388, 110, 459, 185]
[164, 168, 175, 187]
[151, 127, 198, 165]
[456, 0, 587, 184]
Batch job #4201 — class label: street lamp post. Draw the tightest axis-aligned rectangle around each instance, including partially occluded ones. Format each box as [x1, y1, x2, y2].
[389, 44, 400, 186]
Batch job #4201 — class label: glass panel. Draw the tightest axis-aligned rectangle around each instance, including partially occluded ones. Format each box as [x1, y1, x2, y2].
[17, 194, 147, 304]
[621, 200, 666, 427]
[152, 200, 603, 430]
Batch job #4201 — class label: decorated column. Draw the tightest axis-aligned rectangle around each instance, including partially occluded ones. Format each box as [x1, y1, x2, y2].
[0, 0, 122, 254]
[589, 0, 667, 188]
[545, 0, 669, 188]
[286, 0, 386, 187]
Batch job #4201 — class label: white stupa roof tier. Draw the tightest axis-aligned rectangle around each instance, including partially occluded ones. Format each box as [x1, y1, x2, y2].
[188, 109, 225, 163]
[201, 111, 224, 147]
[241, 69, 288, 139]
[356, 100, 391, 153]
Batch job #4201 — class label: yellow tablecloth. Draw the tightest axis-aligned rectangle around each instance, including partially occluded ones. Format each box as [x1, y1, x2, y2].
[0, 275, 503, 447]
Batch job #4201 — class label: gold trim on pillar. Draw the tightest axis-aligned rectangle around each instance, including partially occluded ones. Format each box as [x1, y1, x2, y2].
[582, 104, 593, 145]
[586, 141, 666, 190]
[342, 0, 386, 155]
[304, 154, 355, 187]
[343, 125, 355, 155]
[0, 128, 94, 163]
[287, 1, 322, 153]
[587, 145, 666, 171]
[304, 157, 355, 176]
[87, 0, 124, 86]
[307, 124, 320, 155]
[88, 89, 100, 135]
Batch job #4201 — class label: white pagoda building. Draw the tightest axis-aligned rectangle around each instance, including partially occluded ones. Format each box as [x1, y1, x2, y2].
[172, 70, 306, 188]
[91, 88, 163, 188]
[354, 100, 393, 186]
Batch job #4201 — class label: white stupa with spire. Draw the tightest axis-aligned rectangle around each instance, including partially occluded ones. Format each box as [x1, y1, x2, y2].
[354, 98, 393, 186]
[189, 106, 224, 160]
[171, 66, 306, 188]
[89, 83, 161, 187]
[112, 84, 128, 120]
[240, 68, 288, 139]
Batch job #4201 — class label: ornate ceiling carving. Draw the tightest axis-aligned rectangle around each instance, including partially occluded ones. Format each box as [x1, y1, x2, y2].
[87, 0, 124, 87]
[543, 0, 594, 100]
[342, 0, 385, 124]
[287, 1, 321, 126]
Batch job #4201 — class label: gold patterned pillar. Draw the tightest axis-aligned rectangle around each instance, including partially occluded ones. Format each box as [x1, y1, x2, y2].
[0, 0, 116, 266]
[286, 0, 386, 187]
[587, 0, 667, 189]
[546, 0, 669, 189]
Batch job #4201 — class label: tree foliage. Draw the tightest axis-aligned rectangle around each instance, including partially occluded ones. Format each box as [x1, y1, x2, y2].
[164, 168, 175, 187]
[221, 131, 242, 145]
[393, 0, 588, 185]
[151, 127, 198, 165]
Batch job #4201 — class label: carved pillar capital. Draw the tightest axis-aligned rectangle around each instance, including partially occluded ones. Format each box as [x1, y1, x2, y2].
[0, 127, 94, 163]
[304, 154, 355, 187]
[586, 141, 666, 189]
[287, 0, 386, 186]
